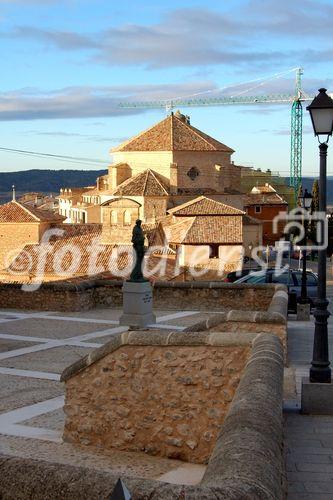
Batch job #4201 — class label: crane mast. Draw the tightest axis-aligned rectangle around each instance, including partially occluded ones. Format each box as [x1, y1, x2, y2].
[119, 68, 311, 197]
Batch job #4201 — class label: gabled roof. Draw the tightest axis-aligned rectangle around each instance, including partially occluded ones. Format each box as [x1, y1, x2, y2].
[250, 183, 276, 194]
[168, 196, 245, 216]
[244, 192, 287, 206]
[112, 169, 169, 197]
[0, 201, 64, 223]
[161, 215, 242, 244]
[112, 112, 234, 153]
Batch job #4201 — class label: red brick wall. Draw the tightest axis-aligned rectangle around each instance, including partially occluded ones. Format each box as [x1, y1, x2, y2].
[246, 205, 287, 245]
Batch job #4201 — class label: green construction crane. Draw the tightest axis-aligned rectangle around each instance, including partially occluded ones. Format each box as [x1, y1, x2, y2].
[118, 68, 311, 199]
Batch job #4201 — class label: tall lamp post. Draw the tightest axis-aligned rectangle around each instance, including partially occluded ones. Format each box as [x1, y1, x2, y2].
[298, 188, 313, 304]
[306, 88, 333, 384]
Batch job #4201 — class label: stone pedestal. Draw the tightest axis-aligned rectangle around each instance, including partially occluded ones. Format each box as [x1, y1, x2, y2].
[301, 377, 333, 414]
[119, 281, 156, 328]
[297, 303, 310, 321]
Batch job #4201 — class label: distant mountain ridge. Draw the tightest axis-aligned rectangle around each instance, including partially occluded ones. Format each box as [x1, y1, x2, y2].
[0, 170, 332, 204]
[0, 169, 107, 194]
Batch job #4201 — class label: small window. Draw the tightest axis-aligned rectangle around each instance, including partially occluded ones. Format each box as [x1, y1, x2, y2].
[110, 210, 117, 225]
[255, 205, 262, 214]
[187, 167, 200, 181]
[123, 209, 131, 226]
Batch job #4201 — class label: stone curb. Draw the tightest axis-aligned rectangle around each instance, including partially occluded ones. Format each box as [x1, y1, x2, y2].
[60, 330, 258, 382]
[202, 333, 286, 499]
[184, 285, 288, 332]
[0, 279, 278, 292]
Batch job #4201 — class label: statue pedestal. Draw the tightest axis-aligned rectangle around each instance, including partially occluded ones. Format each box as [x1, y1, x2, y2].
[119, 281, 156, 328]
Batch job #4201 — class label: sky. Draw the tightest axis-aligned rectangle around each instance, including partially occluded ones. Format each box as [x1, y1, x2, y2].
[0, 0, 333, 177]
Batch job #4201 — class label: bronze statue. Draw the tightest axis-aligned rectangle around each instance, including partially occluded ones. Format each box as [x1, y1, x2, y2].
[129, 219, 147, 282]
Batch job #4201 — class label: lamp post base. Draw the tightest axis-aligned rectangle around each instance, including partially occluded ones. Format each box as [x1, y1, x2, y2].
[302, 377, 333, 414]
[297, 302, 310, 321]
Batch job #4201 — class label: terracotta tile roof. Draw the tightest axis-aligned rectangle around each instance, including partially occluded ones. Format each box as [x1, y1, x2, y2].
[244, 192, 287, 206]
[250, 183, 276, 194]
[162, 215, 242, 244]
[0, 201, 64, 223]
[112, 112, 234, 153]
[168, 196, 245, 216]
[112, 169, 169, 196]
[243, 214, 262, 225]
[6, 224, 118, 278]
[3, 223, 183, 282]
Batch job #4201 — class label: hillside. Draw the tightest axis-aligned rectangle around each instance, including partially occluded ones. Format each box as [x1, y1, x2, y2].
[0, 169, 107, 193]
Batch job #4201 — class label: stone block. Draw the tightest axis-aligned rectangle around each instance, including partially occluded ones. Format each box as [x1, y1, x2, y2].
[119, 281, 156, 328]
[301, 377, 333, 415]
[297, 303, 310, 321]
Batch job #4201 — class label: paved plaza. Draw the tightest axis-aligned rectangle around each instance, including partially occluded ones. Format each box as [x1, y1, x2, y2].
[2, 291, 333, 495]
[0, 307, 208, 484]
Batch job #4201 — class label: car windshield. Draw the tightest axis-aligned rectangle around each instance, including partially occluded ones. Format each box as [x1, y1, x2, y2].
[235, 271, 266, 284]
[270, 271, 292, 285]
[293, 271, 318, 286]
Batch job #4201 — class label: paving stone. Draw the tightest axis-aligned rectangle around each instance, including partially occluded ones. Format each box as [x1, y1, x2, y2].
[288, 495, 333, 500]
[296, 462, 333, 473]
[0, 339, 40, 353]
[0, 346, 93, 374]
[286, 446, 333, 455]
[287, 453, 333, 464]
[288, 482, 306, 493]
[288, 471, 333, 482]
[304, 481, 333, 494]
[0, 318, 111, 339]
[0, 374, 63, 413]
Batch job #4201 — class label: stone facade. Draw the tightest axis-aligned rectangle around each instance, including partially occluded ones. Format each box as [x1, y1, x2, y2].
[62, 331, 251, 464]
[0, 221, 43, 269]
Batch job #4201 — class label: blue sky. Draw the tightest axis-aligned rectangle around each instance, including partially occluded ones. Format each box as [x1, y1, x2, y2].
[0, 0, 332, 177]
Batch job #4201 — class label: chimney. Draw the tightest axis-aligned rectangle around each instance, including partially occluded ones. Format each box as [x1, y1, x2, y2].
[12, 185, 16, 201]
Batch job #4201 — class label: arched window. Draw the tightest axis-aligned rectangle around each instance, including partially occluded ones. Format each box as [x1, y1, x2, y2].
[123, 209, 131, 226]
[110, 210, 117, 225]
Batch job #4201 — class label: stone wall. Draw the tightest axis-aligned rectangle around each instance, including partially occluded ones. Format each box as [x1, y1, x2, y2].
[112, 151, 173, 180]
[184, 285, 288, 353]
[0, 221, 48, 270]
[62, 330, 252, 464]
[0, 279, 278, 312]
[0, 334, 285, 499]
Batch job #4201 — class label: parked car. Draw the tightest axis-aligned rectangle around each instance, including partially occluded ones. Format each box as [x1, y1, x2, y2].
[223, 267, 262, 282]
[234, 269, 318, 312]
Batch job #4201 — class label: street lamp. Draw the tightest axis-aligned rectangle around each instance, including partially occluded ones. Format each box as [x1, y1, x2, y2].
[248, 243, 253, 272]
[298, 188, 313, 304]
[306, 88, 333, 383]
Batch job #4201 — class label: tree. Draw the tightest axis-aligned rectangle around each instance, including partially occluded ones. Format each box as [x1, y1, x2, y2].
[311, 179, 319, 213]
